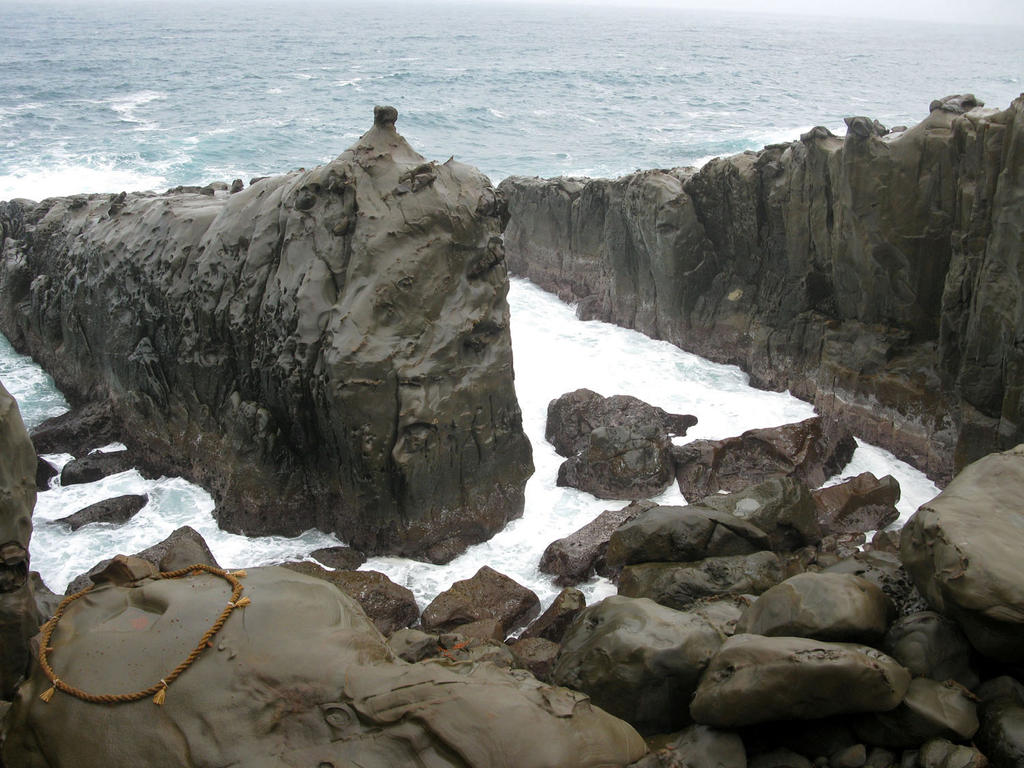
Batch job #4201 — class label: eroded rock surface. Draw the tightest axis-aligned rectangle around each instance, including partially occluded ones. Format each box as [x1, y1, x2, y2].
[0, 107, 533, 563]
[3, 566, 646, 768]
[501, 96, 1024, 483]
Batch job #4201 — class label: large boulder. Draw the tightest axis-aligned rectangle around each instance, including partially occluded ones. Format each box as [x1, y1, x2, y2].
[812, 472, 901, 535]
[882, 612, 978, 689]
[58, 450, 138, 486]
[28, 401, 119, 457]
[3, 566, 645, 767]
[520, 587, 585, 644]
[0, 107, 533, 564]
[976, 678, 1024, 768]
[545, 388, 696, 457]
[552, 595, 726, 734]
[605, 504, 769, 569]
[539, 499, 653, 586]
[618, 551, 784, 611]
[825, 550, 928, 618]
[0, 380, 40, 699]
[900, 444, 1024, 663]
[557, 423, 676, 499]
[737, 572, 895, 644]
[420, 566, 539, 636]
[629, 725, 747, 768]
[673, 417, 856, 500]
[689, 634, 911, 727]
[697, 477, 822, 551]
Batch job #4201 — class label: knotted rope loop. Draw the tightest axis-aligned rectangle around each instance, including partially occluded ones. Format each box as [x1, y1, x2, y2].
[38, 563, 250, 706]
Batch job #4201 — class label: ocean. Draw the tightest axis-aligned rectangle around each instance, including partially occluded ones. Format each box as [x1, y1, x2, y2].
[3, 0, 1016, 606]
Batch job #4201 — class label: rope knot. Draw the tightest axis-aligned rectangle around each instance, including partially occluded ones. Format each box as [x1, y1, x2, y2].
[153, 680, 168, 706]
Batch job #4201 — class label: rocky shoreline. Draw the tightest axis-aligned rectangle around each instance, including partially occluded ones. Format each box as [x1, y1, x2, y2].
[2, 103, 1024, 766]
[501, 94, 1024, 486]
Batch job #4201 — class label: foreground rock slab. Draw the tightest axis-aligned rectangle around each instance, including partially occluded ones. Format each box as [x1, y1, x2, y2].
[0, 380, 40, 699]
[0, 106, 533, 563]
[4, 566, 645, 768]
[689, 634, 911, 727]
[900, 444, 1024, 663]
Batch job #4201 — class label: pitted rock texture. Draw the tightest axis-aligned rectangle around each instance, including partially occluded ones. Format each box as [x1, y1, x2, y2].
[0, 108, 533, 563]
[3, 566, 645, 768]
[500, 96, 1024, 484]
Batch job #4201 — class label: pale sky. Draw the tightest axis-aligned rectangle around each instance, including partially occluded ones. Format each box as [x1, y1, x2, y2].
[522, 0, 1024, 27]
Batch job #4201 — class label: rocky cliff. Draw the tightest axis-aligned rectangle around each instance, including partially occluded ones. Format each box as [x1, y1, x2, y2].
[500, 94, 1024, 483]
[0, 107, 533, 563]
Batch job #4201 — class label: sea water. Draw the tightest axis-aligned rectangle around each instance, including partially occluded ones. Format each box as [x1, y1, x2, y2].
[3, 0, 1008, 604]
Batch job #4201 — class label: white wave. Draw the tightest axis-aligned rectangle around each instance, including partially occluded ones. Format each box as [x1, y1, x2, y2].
[335, 78, 362, 88]
[266, 87, 284, 94]
[108, 90, 166, 131]
[0, 163, 167, 201]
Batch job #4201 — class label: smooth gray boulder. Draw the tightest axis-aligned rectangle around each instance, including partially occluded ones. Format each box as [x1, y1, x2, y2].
[0, 107, 533, 564]
[0, 379, 40, 699]
[690, 634, 911, 728]
[853, 677, 979, 749]
[826, 550, 928, 618]
[900, 444, 1024, 663]
[915, 738, 989, 768]
[552, 595, 725, 734]
[697, 477, 822, 551]
[883, 612, 978, 689]
[618, 551, 784, 611]
[976, 678, 1024, 768]
[737, 571, 895, 644]
[605, 504, 769, 569]
[3, 566, 645, 768]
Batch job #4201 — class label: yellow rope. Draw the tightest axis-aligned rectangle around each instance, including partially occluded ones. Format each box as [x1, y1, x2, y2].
[38, 564, 250, 706]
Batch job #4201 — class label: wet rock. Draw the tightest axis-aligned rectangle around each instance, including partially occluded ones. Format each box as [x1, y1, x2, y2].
[134, 525, 220, 571]
[308, 545, 366, 570]
[690, 634, 911, 727]
[420, 566, 539, 636]
[552, 595, 725, 734]
[737, 572, 894, 644]
[545, 388, 696, 457]
[557, 423, 677, 499]
[35, 456, 57, 491]
[28, 401, 119, 457]
[28, 572, 60, 621]
[629, 724, 747, 768]
[825, 551, 928, 618]
[900, 445, 1024, 663]
[832, 744, 869, 768]
[520, 587, 585, 643]
[749, 749, 812, 768]
[229, 178, 244, 194]
[929, 94, 983, 114]
[0, 107, 533, 564]
[618, 551, 784, 611]
[280, 562, 419, 635]
[854, 676, 978, 749]
[59, 450, 137, 486]
[673, 417, 856, 500]
[868, 529, 902, 554]
[55, 493, 148, 531]
[0, 380, 41, 699]
[697, 476, 822, 551]
[976, 677, 1024, 768]
[509, 637, 560, 683]
[605, 504, 769, 569]
[883, 612, 979, 689]
[4, 566, 646, 767]
[812, 473, 900, 535]
[500, 97, 1024, 481]
[539, 499, 654, 586]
